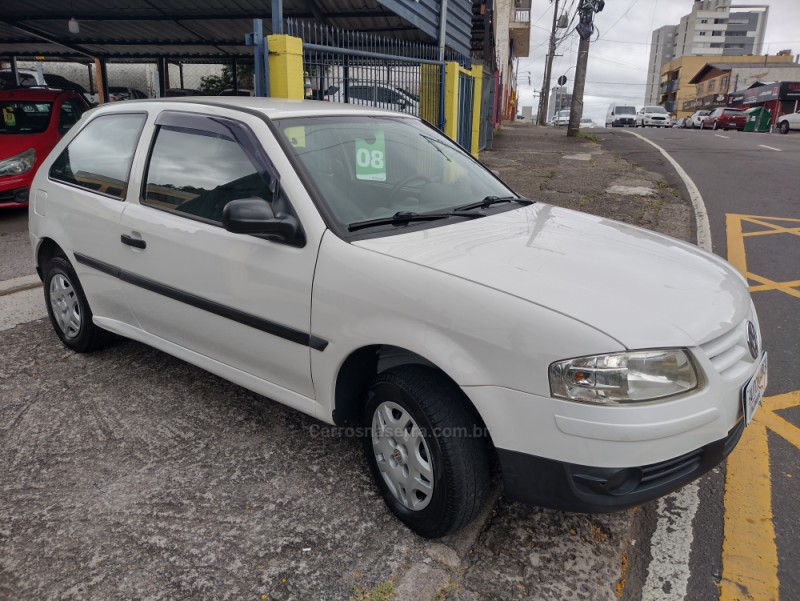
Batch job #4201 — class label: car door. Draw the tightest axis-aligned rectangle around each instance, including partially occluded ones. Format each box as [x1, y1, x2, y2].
[116, 109, 321, 400]
[44, 111, 147, 324]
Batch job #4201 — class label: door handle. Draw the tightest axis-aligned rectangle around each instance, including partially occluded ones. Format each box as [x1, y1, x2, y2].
[121, 234, 146, 249]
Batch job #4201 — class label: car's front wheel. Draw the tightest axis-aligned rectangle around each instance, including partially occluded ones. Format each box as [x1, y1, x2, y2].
[779, 120, 790, 134]
[43, 256, 113, 353]
[362, 365, 490, 538]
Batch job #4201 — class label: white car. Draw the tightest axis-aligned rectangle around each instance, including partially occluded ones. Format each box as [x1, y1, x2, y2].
[636, 105, 671, 127]
[688, 110, 711, 129]
[777, 110, 800, 134]
[29, 98, 767, 538]
[580, 118, 594, 128]
[554, 109, 570, 126]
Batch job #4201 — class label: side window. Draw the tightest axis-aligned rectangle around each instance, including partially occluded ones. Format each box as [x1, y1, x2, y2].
[58, 100, 84, 133]
[143, 125, 271, 223]
[349, 86, 375, 101]
[375, 87, 399, 104]
[49, 113, 145, 199]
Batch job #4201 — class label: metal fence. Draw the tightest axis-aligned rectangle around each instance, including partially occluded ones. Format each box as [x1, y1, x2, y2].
[478, 68, 496, 151]
[457, 70, 474, 149]
[287, 19, 472, 132]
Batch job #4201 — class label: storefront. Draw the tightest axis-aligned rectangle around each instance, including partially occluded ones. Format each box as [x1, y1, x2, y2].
[728, 82, 800, 126]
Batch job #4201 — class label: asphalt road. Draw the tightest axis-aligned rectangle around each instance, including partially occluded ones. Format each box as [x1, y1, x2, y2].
[598, 126, 800, 601]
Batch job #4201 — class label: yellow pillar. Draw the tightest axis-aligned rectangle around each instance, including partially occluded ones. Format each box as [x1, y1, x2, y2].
[267, 34, 304, 100]
[470, 64, 483, 158]
[419, 64, 440, 127]
[443, 61, 460, 141]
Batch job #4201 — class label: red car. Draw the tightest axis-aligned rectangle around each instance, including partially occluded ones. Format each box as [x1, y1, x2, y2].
[1, 88, 89, 209]
[701, 107, 746, 131]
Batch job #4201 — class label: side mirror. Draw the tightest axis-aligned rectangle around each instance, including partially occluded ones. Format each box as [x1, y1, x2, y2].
[223, 198, 301, 244]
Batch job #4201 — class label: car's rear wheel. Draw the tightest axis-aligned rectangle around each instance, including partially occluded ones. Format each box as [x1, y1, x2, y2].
[779, 121, 790, 134]
[43, 256, 113, 353]
[362, 365, 490, 538]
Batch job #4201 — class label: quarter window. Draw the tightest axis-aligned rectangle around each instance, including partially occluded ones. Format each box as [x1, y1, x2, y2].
[143, 125, 272, 223]
[49, 113, 145, 199]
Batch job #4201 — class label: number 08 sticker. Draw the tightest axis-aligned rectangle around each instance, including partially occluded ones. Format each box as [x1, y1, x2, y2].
[355, 132, 386, 181]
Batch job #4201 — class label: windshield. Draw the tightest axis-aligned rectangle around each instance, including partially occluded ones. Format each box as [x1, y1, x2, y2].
[1, 101, 53, 134]
[645, 106, 667, 113]
[616, 106, 636, 115]
[274, 116, 516, 232]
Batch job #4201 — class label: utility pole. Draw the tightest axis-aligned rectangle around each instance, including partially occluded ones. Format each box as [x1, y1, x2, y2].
[567, 0, 604, 137]
[537, 0, 560, 125]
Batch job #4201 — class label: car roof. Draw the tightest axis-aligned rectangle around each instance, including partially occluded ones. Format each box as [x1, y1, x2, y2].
[88, 96, 415, 119]
[0, 87, 77, 101]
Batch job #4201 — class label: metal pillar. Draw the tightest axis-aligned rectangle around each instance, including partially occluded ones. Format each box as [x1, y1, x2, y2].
[9, 56, 19, 86]
[272, 0, 283, 34]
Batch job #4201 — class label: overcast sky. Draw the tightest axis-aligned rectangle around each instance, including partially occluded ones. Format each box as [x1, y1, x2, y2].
[515, 0, 800, 124]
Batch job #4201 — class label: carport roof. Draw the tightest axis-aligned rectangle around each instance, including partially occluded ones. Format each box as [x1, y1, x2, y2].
[0, 0, 440, 60]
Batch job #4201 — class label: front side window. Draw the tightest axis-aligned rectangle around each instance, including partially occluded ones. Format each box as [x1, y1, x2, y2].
[274, 115, 515, 233]
[1, 101, 52, 134]
[49, 113, 145, 199]
[143, 126, 272, 223]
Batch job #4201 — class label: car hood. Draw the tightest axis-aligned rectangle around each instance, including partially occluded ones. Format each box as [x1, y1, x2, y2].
[0, 133, 51, 161]
[354, 204, 751, 349]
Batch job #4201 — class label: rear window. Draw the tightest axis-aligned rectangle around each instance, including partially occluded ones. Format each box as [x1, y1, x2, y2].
[1, 101, 53, 134]
[724, 109, 743, 115]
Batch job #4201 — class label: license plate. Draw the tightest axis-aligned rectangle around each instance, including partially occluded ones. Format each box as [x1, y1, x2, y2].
[742, 352, 768, 425]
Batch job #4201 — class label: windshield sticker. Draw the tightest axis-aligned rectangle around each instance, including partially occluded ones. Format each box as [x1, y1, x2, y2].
[3, 107, 16, 127]
[355, 132, 386, 181]
[284, 125, 306, 148]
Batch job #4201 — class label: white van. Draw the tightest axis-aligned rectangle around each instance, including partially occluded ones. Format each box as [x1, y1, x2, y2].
[606, 103, 637, 127]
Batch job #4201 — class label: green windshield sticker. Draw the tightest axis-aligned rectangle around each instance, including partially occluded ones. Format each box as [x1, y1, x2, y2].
[3, 107, 16, 127]
[355, 132, 386, 181]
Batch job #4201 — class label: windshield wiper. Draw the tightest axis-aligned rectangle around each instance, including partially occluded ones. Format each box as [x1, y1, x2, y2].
[348, 210, 483, 232]
[453, 195, 534, 212]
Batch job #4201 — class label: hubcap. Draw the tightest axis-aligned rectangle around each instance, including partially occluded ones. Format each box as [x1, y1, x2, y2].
[49, 274, 81, 339]
[371, 401, 433, 511]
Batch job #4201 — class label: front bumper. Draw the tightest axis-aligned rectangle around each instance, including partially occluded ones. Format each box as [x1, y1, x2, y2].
[0, 186, 30, 207]
[497, 417, 744, 512]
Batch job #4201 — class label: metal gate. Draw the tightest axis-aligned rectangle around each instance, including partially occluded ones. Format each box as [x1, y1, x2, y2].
[286, 19, 456, 131]
[457, 71, 474, 149]
[479, 68, 495, 150]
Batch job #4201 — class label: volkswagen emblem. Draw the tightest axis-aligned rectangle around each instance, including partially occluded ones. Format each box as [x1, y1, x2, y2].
[746, 321, 759, 360]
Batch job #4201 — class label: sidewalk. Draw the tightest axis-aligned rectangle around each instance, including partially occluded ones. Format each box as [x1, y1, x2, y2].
[480, 123, 693, 243]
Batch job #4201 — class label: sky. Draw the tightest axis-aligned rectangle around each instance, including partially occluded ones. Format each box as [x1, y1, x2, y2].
[515, 0, 800, 124]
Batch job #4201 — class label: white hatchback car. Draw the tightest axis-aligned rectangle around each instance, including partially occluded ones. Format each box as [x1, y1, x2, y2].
[29, 98, 767, 538]
[636, 105, 671, 127]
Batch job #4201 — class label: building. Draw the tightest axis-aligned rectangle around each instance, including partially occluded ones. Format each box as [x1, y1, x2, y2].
[658, 53, 792, 119]
[685, 61, 800, 114]
[728, 81, 800, 125]
[547, 86, 572, 122]
[645, 0, 769, 105]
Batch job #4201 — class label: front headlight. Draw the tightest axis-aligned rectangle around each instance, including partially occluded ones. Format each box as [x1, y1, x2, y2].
[549, 349, 699, 404]
[0, 148, 36, 177]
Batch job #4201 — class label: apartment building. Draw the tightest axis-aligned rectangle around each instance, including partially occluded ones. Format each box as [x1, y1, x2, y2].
[645, 0, 768, 104]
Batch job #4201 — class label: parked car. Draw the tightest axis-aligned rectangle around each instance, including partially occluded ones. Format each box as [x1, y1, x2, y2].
[688, 110, 710, 129]
[580, 117, 594, 128]
[108, 86, 148, 101]
[0, 70, 40, 89]
[776, 110, 800, 134]
[0, 88, 89, 209]
[636, 105, 670, 127]
[554, 109, 570, 126]
[29, 98, 767, 538]
[164, 88, 204, 97]
[702, 107, 746, 131]
[605, 103, 636, 127]
[219, 89, 255, 96]
[327, 82, 418, 113]
[674, 117, 688, 128]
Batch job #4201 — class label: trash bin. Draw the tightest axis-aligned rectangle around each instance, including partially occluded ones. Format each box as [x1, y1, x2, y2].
[744, 106, 772, 133]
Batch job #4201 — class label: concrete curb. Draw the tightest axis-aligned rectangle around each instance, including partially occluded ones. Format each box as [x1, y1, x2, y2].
[0, 274, 41, 297]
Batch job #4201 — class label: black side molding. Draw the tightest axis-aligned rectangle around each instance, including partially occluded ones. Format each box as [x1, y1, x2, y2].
[73, 253, 328, 351]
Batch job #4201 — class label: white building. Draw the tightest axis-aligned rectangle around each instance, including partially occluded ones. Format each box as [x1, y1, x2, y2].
[645, 0, 768, 104]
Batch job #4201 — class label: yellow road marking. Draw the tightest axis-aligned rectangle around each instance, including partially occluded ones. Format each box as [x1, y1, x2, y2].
[720, 392, 800, 601]
[722, 213, 800, 600]
[726, 214, 800, 300]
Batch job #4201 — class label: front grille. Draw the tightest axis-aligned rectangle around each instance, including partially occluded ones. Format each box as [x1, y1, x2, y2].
[699, 309, 759, 380]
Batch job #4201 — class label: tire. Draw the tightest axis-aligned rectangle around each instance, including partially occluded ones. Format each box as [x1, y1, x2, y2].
[43, 256, 113, 353]
[362, 365, 490, 538]
[780, 121, 790, 134]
